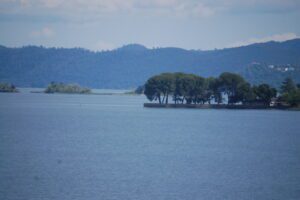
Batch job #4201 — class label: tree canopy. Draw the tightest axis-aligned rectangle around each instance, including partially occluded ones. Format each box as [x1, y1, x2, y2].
[279, 78, 300, 106]
[144, 72, 299, 107]
[45, 82, 91, 94]
[253, 84, 277, 105]
[281, 78, 297, 94]
[0, 82, 18, 93]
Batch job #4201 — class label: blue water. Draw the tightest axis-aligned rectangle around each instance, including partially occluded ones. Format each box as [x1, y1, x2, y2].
[0, 91, 300, 200]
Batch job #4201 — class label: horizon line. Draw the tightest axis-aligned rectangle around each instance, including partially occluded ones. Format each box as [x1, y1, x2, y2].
[1, 38, 299, 52]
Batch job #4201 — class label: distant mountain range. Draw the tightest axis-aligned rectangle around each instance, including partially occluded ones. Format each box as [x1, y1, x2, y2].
[1, 39, 300, 89]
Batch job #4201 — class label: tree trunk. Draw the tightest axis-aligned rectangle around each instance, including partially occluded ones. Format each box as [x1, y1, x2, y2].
[162, 93, 166, 104]
[166, 93, 169, 104]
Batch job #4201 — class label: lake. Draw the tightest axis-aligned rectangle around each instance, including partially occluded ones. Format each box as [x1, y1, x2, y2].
[0, 90, 300, 200]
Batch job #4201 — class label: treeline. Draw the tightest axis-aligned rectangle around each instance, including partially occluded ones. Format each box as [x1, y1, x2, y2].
[144, 72, 300, 107]
[45, 82, 91, 94]
[0, 82, 18, 93]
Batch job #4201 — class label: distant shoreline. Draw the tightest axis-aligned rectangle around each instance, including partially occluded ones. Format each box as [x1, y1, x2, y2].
[144, 103, 299, 110]
[30, 91, 137, 96]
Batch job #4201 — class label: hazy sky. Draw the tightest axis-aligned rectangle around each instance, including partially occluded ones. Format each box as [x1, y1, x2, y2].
[1, 0, 300, 51]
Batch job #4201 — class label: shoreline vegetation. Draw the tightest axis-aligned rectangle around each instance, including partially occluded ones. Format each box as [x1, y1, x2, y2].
[143, 72, 300, 109]
[43, 82, 140, 95]
[2, 74, 299, 110]
[0, 83, 18, 93]
[44, 82, 91, 94]
[144, 103, 300, 110]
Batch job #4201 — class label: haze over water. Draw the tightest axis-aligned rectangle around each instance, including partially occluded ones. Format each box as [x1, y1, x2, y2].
[0, 91, 300, 200]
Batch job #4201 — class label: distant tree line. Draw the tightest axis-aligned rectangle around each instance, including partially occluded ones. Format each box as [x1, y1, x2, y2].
[45, 82, 91, 94]
[0, 82, 18, 93]
[144, 72, 300, 107]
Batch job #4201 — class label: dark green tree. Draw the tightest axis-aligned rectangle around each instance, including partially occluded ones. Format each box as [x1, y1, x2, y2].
[159, 73, 175, 104]
[144, 75, 163, 104]
[191, 75, 206, 104]
[280, 77, 297, 94]
[144, 72, 283, 107]
[45, 82, 90, 94]
[144, 73, 175, 104]
[253, 84, 277, 106]
[279, 78, 300, 107]
[173, 73, 185, 104]
[0, 82, 18, 93]
[203, 77, 215, 104]
[283, 90, 300, 106]
[218, 72, 247, 104]
[172, 73, 194, 104]
[235, 83, 256, 104]
[134, 85, 145, 94]
[210, 78, 223, 104]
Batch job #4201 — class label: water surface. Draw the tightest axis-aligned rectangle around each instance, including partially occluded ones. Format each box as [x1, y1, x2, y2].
[0, 91, 300, 200]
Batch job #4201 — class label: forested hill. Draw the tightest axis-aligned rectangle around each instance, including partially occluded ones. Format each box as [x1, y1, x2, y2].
[0, 39, 300, 88]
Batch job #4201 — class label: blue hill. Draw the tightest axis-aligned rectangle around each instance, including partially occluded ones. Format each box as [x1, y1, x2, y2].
[0, 39, 300, 88]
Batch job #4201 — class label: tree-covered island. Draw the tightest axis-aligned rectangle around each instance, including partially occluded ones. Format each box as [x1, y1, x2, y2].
[143, 72, 300, 108]
[0, 83, 18, 93]
[45, 82, 91, 94]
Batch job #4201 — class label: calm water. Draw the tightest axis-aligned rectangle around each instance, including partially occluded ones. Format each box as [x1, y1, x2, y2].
[0, 91, 300, 200]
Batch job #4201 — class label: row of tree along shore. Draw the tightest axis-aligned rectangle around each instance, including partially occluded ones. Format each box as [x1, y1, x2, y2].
[0, 83, 18, 93]
[45, 82, 91, 94]
[0, 82, 91, 94]
[143, 72, 300, 108]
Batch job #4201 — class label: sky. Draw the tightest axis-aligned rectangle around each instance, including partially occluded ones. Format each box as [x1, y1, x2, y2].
[0, 0, 300, 51]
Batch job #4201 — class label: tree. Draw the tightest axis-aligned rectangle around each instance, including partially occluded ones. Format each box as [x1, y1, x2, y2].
[279, 78, 300, 107]
[144, 75, 163, 104]
[190, 75, 206, 104]
[134, 85, 145, 94]
[173, 73, 185, 104]
[283, 90, 300, 106]
[179, 74, 195, 104]
[235, 83, 256, 104]
[280, 77, 297, 94]
[253, 84, 277, 106]
[144, 73, 175, 104]
[159, 73, 175, 104]
[199, 77, 217, 104]
[0, 82, 18, 93]
[209, 78, 223, 104]
[144, 72, 282, 107]
[44, 82, 90, 94]
[172, 73, 195, 104]
[218, 72, 247, 104]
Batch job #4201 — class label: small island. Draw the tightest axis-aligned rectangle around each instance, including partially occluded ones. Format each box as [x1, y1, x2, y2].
[45, 82, 91, 94]
[143, 72, 300, 109]
[0, 82, 18, 93]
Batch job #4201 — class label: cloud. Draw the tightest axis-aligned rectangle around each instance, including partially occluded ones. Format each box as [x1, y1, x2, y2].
[2, 0, 300, 14]
[229, 33, 299, 47]
[30, 27, 55, 37]
[173, 2, 214, 17]
[209, 0, 300, 14]
[0, 0, 216, 18]
[191, 3, 215, 17]
[1, 0, 300, 21]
